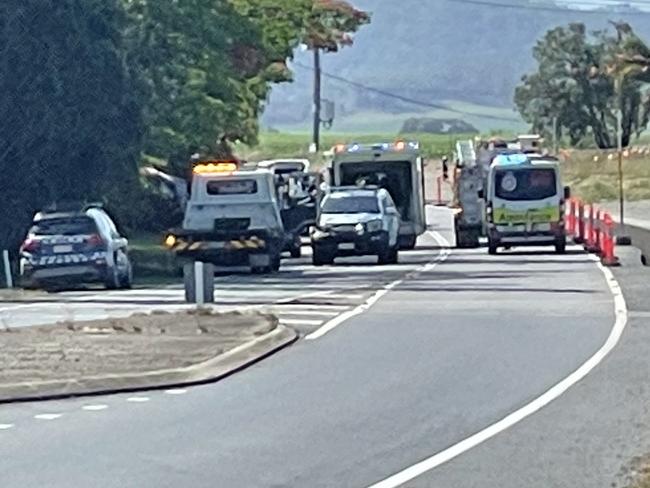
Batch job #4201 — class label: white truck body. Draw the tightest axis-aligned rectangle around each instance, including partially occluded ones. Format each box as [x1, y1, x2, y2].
[327, 142, 425, 249]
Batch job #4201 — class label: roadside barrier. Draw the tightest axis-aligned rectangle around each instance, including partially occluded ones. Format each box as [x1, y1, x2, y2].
[565, 198, 620, 266]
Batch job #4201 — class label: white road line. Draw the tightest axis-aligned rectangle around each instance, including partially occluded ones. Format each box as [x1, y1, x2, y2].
[275, 304, 349, 311]
[279, 318, 324, 326]
[34, 413, 62, 420]
[365, 257, 628, 488]
[0, 423, 14, 430]
[126, 396, 150, 403]
[81, 404, 109, 411]
[277, 310, 339, 317]
[315, 293, 365, 299]
[164, 388, 188, 395]
[306, 232, 451, 341]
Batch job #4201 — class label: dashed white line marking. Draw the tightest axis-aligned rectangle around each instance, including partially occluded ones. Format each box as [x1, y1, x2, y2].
[276, 304, 349, 311]
[0, 423, 14, 430]
[82, 404, 109, 411]
[279, 318, 324, 326]
[164, 388, 188, 395]
[277, 310, 339, 317]
[306, 232, 452, 341]
[34, 413, 62, 420]
[126, 396, 150, 403]
[365, 247, 628, 488]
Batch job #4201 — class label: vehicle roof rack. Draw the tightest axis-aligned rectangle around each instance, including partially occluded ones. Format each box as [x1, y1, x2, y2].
[41, 201, 104, 214]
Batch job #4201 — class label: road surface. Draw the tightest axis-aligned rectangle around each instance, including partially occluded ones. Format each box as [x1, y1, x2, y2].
[0, 206, 640, 487]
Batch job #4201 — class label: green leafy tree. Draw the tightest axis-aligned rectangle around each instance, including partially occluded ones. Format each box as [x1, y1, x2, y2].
[515, 22, 650, 149]
[0, 0, 142, 250]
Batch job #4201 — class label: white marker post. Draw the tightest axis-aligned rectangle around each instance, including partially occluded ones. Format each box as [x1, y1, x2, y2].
[194, 261, 204, 307]
[2, 250, 13, 289]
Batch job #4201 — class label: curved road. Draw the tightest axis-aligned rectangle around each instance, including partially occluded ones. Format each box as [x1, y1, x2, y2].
[0, 209, 620, 487]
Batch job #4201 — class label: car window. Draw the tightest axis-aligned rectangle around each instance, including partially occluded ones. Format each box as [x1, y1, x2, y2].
[321, 194, 380, 214]
[30, 217, 98, 236]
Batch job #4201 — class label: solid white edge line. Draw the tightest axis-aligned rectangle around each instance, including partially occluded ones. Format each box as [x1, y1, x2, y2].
[365, 258, 628, 488]
[305, 231, 451, 341]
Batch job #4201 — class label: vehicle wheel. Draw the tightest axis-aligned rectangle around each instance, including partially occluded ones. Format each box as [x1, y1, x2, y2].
[555, 239, 566, 254]
[271, 253, 281, 272]
[119, 259, 133, 289]
[378, 246, 398, 265]
[290, 245, 302, 258]
[312, 248, 333, 266]
[105, 262, 120, 289]
[399, 234, 417, 250]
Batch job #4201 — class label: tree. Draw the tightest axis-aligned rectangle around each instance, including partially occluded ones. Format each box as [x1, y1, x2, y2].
[515, 22, 650, 149]
[0, 0, 142, 250]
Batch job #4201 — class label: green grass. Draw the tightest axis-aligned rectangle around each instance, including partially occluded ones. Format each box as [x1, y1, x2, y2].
[561, 149, 650, 203]
[128, 231, 181, 282]
[235, 131, 474, 162]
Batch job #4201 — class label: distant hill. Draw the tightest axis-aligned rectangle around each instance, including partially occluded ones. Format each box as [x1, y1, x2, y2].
[262, 0, 650, 133]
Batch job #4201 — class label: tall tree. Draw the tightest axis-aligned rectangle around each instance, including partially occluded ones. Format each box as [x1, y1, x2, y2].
[0, 0, 142, 250]
[515, 22, 650, 149]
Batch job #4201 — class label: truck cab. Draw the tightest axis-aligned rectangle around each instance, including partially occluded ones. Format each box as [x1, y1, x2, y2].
[166, 161, 285, 273]
[484, 153, 568, 254]
[327, 141, 425, 249]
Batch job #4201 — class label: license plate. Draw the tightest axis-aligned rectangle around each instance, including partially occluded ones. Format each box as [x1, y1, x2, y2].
[53, 245, 73, 253]
[338, 243, 355, 250]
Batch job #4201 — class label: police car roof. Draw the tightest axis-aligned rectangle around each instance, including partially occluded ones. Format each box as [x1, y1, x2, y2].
[33, 211, 89, 222]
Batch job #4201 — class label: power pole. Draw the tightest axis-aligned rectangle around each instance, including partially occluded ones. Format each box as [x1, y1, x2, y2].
[552, 116, 559, 154]
[312, 48, 321, 152]
[615, 76, 625, 226]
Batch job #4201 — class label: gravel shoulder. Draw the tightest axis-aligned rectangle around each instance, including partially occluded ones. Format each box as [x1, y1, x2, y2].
[0, 309, 296, 402]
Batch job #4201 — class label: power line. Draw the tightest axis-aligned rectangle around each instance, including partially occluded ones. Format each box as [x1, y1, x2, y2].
[292, 61, 521, 122]
[445, 0, 650, 14]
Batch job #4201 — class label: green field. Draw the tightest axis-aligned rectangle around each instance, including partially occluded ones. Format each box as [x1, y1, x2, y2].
[235, 131, 477, 163]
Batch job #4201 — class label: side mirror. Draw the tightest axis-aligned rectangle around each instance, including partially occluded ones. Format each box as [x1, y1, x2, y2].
[564, 186, 571, 199]
[477, 189, 485, 199]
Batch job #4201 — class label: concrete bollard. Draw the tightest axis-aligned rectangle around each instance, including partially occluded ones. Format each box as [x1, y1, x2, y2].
[2, 250, 13, 289]
[183, 261, 215, 304]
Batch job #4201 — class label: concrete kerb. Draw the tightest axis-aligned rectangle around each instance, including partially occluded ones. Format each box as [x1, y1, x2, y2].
[0, 324, 298, 404]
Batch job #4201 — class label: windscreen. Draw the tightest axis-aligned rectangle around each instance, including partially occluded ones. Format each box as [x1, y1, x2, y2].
[207, 179, 257, 195]
[321, 195, 379, 214]
[30, 217, 98, 236]
[338, 161, 412, 219]
[494, 168, 557, 201]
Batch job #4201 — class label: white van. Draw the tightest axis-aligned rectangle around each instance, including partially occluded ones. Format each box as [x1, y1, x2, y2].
[483, 153, 569, 254]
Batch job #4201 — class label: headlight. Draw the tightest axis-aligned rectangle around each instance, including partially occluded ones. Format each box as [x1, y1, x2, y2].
[355, 223, 365, 234]
[365, 219, 383, 233]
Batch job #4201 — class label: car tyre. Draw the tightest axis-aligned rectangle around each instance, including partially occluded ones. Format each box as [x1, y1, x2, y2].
[119, 258, 133, 289]
[312, 248, 334, 266]
[290, 245, 302, 259]
[378, 245, 398, 265]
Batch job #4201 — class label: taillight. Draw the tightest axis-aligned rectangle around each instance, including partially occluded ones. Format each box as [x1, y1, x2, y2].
[20, 238, 39, 253]
[86, 234, 105, 249]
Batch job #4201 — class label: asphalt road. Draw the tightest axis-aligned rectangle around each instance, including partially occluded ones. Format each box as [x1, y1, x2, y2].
[0, 206, 629, 488]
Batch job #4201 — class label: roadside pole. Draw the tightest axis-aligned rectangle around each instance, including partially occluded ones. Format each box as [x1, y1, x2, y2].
[615, 75, 631, 245]
[195, 261, 204, 307]
[2, 250, 13, 289]
[312, 47, 321, 152]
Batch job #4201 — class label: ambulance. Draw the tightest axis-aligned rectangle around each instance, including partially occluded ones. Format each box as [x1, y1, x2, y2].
[483, 153, 570, 254]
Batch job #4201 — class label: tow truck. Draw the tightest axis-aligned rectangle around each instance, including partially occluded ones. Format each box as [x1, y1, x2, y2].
[165, 160, 287, 273]
[325, 141, 426, 249]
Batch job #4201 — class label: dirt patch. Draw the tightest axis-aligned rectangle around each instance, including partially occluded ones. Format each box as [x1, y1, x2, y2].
[0, 310, 276, 384]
